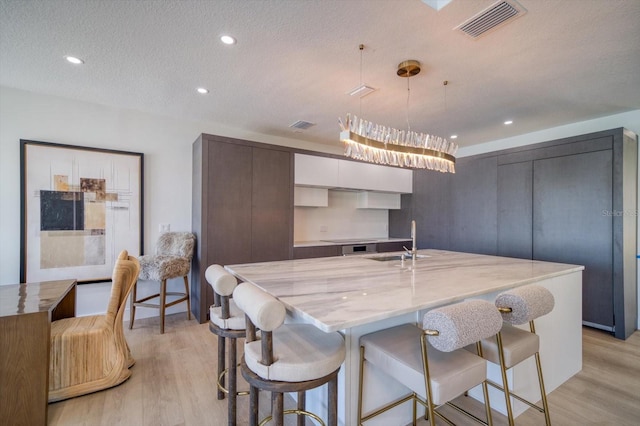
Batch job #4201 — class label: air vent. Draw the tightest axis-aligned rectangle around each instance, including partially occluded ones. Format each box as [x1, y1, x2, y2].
[455, 0, 527, 39]
[289, 120, 316, 131]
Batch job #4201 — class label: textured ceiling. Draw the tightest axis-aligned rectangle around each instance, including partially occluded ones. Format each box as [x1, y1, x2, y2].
[1, 0, 639, 150]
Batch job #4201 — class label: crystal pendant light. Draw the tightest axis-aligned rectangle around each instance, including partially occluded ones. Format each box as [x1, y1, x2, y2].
[339, 58, 457, 172]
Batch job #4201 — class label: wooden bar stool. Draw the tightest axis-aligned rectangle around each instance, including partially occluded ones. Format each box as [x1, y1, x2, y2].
[206, 265, 247, 426]
[233, 282, 345, 426]
[358, 299, 503, 426]
[476, 285, 555, 425]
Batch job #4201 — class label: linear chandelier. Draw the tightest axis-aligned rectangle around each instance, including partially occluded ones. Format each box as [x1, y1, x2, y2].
[339, 59, 457, 172]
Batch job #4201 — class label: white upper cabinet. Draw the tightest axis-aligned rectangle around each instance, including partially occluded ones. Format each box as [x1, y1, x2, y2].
[294, 154, 339, 187]
[337, 159, 412, 193]
[356, 191, 401, 209]
[294, 153, 413, 193]
[294, 186, 329, 207]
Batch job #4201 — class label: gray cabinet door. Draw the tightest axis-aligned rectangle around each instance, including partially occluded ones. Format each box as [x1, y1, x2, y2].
[411, 169, 451, 249]
[450, 156, 498, 255]
[497, 161, 533, 259]
[251, 147, 292, 262]
[533, 150, 614, 328]
[207, 141, 253, 266]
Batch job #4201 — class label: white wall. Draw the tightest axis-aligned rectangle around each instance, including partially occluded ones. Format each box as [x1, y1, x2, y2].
[294, 190, 389, 242]
[457, 110, 640, 330]
[0, 86, 340, 317]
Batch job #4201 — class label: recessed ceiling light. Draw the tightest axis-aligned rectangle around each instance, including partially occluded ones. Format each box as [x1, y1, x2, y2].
[450, 135, 458, 139]
[220, 35, 236, 45]
[504, 120, 513, 125]
[65, 56, 84, 65]
[196, 87, 209, 94]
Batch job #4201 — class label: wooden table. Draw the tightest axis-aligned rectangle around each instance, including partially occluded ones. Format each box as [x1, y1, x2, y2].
[0, 279, 77, 426]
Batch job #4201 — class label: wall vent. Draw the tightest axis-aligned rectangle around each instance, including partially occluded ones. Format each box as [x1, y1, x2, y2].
[455, 0, 527, 39]
[289, 120, 316, 131]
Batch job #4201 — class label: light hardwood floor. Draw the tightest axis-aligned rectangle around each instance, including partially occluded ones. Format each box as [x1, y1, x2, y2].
[48, 313, 640, 426]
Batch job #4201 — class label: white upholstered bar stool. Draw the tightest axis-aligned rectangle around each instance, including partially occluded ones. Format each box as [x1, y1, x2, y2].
[206, 265, 247, 426]
[233, 282, 346, 426]
[476, 285, 554, 426]
[358, 300, 503, 426]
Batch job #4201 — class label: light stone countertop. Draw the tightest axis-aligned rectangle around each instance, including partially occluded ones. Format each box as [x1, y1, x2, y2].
[293, 237, 411, 248]
[225, 249, 584, 332]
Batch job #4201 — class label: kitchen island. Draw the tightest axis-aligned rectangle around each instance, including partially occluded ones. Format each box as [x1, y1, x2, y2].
[226, 249, 584, 425]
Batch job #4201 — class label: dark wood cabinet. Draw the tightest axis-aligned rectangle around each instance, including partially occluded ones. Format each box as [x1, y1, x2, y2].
[377, 241, 409, 253]
[192, 134, 293, 322]
[450, 156, 498, 255]
[533, 150, 614, 328]
[252, 147, 293, 262]
[497, 161, 533, 259]
[293, 245, 340, 259]
[392, 128, 637, 339]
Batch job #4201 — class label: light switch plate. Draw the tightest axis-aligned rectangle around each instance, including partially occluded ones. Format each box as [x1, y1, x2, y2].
[159, 223, 170, 233]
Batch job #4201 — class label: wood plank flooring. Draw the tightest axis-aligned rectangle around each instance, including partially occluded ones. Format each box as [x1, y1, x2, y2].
[48, 314, 640, 426]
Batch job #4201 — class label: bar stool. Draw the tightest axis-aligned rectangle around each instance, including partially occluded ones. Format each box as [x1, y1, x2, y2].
[206, 265, 247, 426]
[130, 231, 195, 334]
[476, 285, 554, 425]
[358, 299, 503, 426]
[233, 282, 345, 426]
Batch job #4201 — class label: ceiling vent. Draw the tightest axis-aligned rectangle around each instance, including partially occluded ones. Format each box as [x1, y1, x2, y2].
[289, 120, 316, 131]
[455, 0, 527, 39]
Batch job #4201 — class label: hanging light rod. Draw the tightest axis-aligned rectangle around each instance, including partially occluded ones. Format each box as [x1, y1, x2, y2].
[347, 44, 376, 98]
[339, 58, 457, 172]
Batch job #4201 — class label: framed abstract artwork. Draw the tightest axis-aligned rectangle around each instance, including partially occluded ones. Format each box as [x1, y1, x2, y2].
[20, 140, 144, 283]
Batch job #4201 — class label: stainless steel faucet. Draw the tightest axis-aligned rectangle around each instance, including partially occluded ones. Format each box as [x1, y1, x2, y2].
[403, 220, 418, 260]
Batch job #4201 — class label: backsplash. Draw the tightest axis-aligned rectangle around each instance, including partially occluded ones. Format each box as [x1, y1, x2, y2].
[294, 190, 388, 241]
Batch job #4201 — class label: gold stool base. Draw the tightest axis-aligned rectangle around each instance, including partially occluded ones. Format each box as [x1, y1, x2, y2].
[217, 364, 250, 397]
[259, 409, 325, 426]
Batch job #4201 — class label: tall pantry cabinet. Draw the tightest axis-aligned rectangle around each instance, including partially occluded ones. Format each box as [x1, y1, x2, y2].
[191, 134, 293, 322]
[391, 128, 637, 339]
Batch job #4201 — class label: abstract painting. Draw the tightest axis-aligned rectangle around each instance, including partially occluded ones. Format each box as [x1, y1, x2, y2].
[20, 140, 143, 283]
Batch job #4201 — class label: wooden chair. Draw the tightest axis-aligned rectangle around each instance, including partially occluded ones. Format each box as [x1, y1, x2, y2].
[206, 264, 247, 426]
[358, 300, 503, 426]
[475, 285, 555, 425]
[48, 250, 140, 402]
[233, 282, 345, 426]
[129, 232, 195, 333]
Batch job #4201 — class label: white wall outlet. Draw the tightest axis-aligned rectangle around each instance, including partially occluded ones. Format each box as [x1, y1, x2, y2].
[320, 225, 328, 233]
[159, 223, 170, 233]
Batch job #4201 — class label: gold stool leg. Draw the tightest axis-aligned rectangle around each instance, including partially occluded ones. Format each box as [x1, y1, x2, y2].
[535, 351, 551, 425]
[357, 346, 365, 425]
[530, 320, 551, 426]
[496, 332, 515, 426]
[476, 341, 494, 426]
